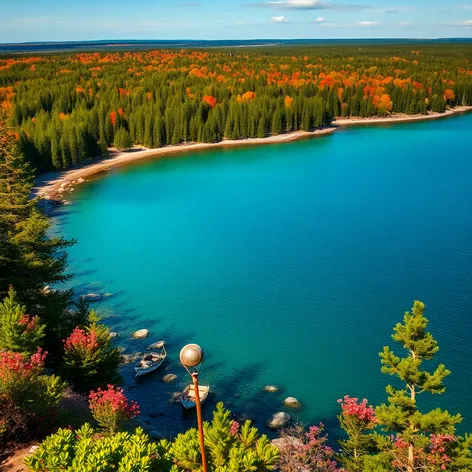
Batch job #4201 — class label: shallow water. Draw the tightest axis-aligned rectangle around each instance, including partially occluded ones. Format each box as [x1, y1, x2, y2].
[54, 112, 472, 439]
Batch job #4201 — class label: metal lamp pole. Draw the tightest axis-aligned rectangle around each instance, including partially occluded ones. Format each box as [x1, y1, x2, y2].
[180, 344, 208, 472]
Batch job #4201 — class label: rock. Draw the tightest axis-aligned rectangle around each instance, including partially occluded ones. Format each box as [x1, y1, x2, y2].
[82, 293, 103, 302]
[28, 445, 40, 455]
[284, 397, 302, 408]
[120, 352, 142, 364]
[266, 412, 291, 429]
[77, 177, 85, 183]
[162, 373, 177, 383]
[149, 430, 164, 440]
[132, 329, 149, 339]
[109, 331, 119, 338]
[271, 436, 303, 451]
[264, 385, 279, 392]
[60, 182, 68, 188]
[42, 285, 51, 294]
[169, 392, 182, 403]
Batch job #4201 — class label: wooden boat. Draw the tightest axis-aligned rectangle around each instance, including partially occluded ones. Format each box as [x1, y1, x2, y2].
[181, 384, 210, 409]
[134, 341, 166, 377]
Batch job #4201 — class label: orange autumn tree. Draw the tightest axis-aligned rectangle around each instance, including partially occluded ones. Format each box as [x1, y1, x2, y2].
[378, 94, 393, 116]
[202, 95, 217, 108]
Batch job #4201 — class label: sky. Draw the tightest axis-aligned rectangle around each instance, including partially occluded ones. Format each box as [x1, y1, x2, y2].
[1, 0, 472, 43]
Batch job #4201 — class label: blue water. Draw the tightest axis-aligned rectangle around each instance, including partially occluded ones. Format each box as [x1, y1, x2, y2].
[54, 112, 472, 439]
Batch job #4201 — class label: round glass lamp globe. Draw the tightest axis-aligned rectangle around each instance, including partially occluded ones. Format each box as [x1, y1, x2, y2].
[180, 344, 204, 367]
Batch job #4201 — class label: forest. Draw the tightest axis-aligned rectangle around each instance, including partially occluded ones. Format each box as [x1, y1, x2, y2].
[1, 43, 472, 173]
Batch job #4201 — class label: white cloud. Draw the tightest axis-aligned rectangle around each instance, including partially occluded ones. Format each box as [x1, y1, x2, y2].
[446, 19, 472, 26]
[271, 15, 288, 22]
[315, 17, 325, 22]
[251, 0, 370, 10]
[359, 20, 378, 26]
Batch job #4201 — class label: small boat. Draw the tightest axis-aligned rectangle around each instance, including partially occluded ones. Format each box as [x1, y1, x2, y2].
[134, 341, 166, 377]
[181, 384, 210, 409]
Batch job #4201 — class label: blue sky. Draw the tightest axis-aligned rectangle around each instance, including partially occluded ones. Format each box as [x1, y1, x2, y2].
[1, 0, 472, 43]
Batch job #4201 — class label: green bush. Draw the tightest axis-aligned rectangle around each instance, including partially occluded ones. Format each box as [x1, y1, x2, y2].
[25, 423, 170, 472]
[166, 402, 280, 471]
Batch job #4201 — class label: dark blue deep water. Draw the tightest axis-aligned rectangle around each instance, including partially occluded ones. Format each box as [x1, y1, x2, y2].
[54, 112, 472, 439]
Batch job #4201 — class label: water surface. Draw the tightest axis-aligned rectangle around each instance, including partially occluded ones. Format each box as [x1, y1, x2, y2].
[55, 112, 472, 438]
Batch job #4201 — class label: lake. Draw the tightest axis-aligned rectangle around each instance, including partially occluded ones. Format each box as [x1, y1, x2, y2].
[54, 112, 472, 439]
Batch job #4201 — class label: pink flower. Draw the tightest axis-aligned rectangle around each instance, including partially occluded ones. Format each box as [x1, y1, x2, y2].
[230, 421, 240, 436]
[338, 395, 377, 424]
[64, 327, 99, 351]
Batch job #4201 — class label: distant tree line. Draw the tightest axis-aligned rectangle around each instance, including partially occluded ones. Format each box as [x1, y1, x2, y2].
[1, 44, 472, 172]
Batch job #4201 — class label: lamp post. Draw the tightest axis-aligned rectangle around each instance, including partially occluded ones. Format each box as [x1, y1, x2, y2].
[179, 344, 208, 472]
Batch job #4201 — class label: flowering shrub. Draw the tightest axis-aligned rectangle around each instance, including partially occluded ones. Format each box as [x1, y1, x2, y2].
[277, 424, 342, 472]
[337, 396, 377, 471]
[390, 433, 466, 471]
[0, 348, 65, 446]
[89, 385, 139, 434]
[338, 395, 377, 425]
[64, 326, 98, 352]
[60, 310, 121, 393]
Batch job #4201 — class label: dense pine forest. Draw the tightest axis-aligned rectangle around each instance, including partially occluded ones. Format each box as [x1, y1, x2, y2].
[1, 44, 472, 173]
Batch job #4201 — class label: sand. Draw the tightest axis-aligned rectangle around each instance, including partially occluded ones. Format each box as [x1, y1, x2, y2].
[35, 106, 472, 200]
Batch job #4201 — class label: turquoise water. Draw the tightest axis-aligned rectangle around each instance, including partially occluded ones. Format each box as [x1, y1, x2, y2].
[55, 112, 472, 439]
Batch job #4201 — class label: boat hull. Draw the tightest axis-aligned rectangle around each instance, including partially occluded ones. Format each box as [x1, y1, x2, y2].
[181, 385, 210, 409]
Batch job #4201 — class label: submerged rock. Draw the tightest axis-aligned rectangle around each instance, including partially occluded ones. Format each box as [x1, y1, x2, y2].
[266, 412, 290, 429]
[132, 329, 149, 339]
[120, 352, 142, 364]
[162, 373, 177, 383]
[109, 331, 119, 338]
[264, 385, 279, 392]
[169, 392, 182, 403]
[284, 397, 302, 408]
[82, 293, 103, 302]
[149, 430, 165, 440]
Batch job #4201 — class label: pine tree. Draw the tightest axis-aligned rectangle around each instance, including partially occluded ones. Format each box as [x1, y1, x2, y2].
[113, 127, 132, 151]
[60, 310, 122, 393]
[376, 301, 462, 472]
[0, 287, 45, 357]
[0, 111, 73, 354]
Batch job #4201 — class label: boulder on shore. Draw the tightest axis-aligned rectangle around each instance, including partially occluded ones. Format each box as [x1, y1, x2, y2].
[132, 329, 149, 339]
[284, 397, 302, 408]
[271, 436, 303, 452]
[109, 332, 119, 338]
[264, 385, 279, 392]
[82, 293, 103, 302]
[266, 412, 290, 429]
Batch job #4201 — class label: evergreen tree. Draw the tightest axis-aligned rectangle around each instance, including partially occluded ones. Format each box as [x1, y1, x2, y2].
[0, 287, 45, 358]
[376, 301, 462, 472]
[60, 310, 122, 393]
[0, 111, 73, 340]
[113, 127, 132, 151]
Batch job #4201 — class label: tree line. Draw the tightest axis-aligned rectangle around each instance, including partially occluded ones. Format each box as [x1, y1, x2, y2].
[1, 44, 472, 173]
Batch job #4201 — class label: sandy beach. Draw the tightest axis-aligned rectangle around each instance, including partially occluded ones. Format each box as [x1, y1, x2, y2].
[35, 106, 472, 200]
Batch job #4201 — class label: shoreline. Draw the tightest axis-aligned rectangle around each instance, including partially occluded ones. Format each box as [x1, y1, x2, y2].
[35, 105, 472, 200]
